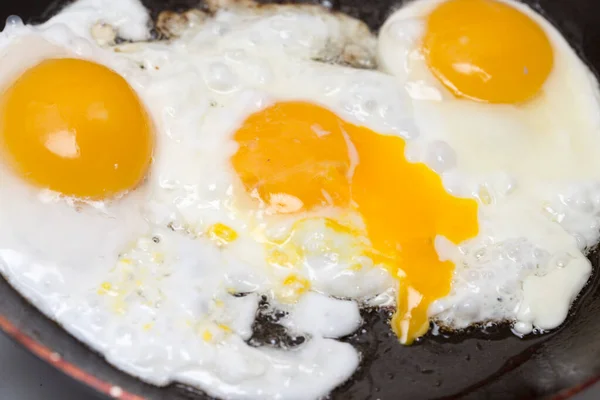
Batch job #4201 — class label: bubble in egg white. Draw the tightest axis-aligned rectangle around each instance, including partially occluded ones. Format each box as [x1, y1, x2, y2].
[2, 15, 24, 40]
[513, 321, 533, 334]
[225, 48, 246, 62]
[393, 116, 421, 140]
[205, 61, 239, 93]
[425, 140, 457, 173]
[247, 61, 273, 85]
[440, 170, 471, 197]
[269, 19, 292, 40]
[5, 15, 23, 31]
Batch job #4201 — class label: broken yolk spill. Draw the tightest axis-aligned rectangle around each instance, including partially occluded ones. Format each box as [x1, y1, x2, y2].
[231, 101, 478, 344]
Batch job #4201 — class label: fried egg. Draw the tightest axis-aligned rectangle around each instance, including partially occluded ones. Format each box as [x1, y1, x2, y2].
[0, 0, 599, 399]
[378, 0, 600, 333]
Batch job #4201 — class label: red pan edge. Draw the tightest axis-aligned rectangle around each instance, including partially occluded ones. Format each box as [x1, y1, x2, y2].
[0, 314, 144, 400]
[1, 311, 599, 400]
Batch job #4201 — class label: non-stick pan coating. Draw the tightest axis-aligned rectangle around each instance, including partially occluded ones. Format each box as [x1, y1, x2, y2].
[1, 0, 600, 399]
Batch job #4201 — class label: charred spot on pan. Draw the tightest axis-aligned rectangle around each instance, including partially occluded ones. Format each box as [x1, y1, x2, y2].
[164, 221, 200, 239]
[84, 0, 380, 68]
[155, 9, 209, 39]
[172, 383, 218, 400]
[90, 20, 155, 47]
[312, 41, 377, 69]
[113, 36, 135, 45]
[152, 0, 378, 68]
[230, 291, 251, 297]
[247, 295, 307, 349]
[144, 0, 214, 29]
[429, 320, 529, 342]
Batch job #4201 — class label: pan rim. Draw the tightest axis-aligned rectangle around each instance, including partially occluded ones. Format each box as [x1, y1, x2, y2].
[0, 314, 145, 400]
[2, 305, 600, 400]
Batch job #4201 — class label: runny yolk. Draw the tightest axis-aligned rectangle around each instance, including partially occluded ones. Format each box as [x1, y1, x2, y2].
[231, 101, 479, 344]
[0, 58, 154, 199]
[422, 0, 553, 104]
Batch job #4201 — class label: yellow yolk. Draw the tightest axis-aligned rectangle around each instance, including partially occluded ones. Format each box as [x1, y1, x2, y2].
[232, 102, 351, 213]
[0, 58, 154, 199]
[422, 0, 553, 104]
[231, 101, 478, 344]
[350, 129, 477, 342]
[207, 223, 239, 246]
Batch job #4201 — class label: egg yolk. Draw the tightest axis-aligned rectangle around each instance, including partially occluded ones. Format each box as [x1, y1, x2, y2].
[0, 58, 154, 199]
[422, 0, 553, 104]
[231, 101, 478, 344]
[233, 102, 351, 213]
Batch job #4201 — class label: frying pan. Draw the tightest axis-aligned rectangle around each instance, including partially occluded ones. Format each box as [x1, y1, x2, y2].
[1, 0, 600, 399]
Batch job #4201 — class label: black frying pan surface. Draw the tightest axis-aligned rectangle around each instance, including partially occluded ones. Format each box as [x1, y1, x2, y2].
[1, 0, 600, 399]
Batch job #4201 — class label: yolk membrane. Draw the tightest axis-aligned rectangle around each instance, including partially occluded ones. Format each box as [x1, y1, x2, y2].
[231, 101, 478, 344]
[0, 58, 154, 199]
[233, 102, 351, 213]
[423, 0, 553, 104]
